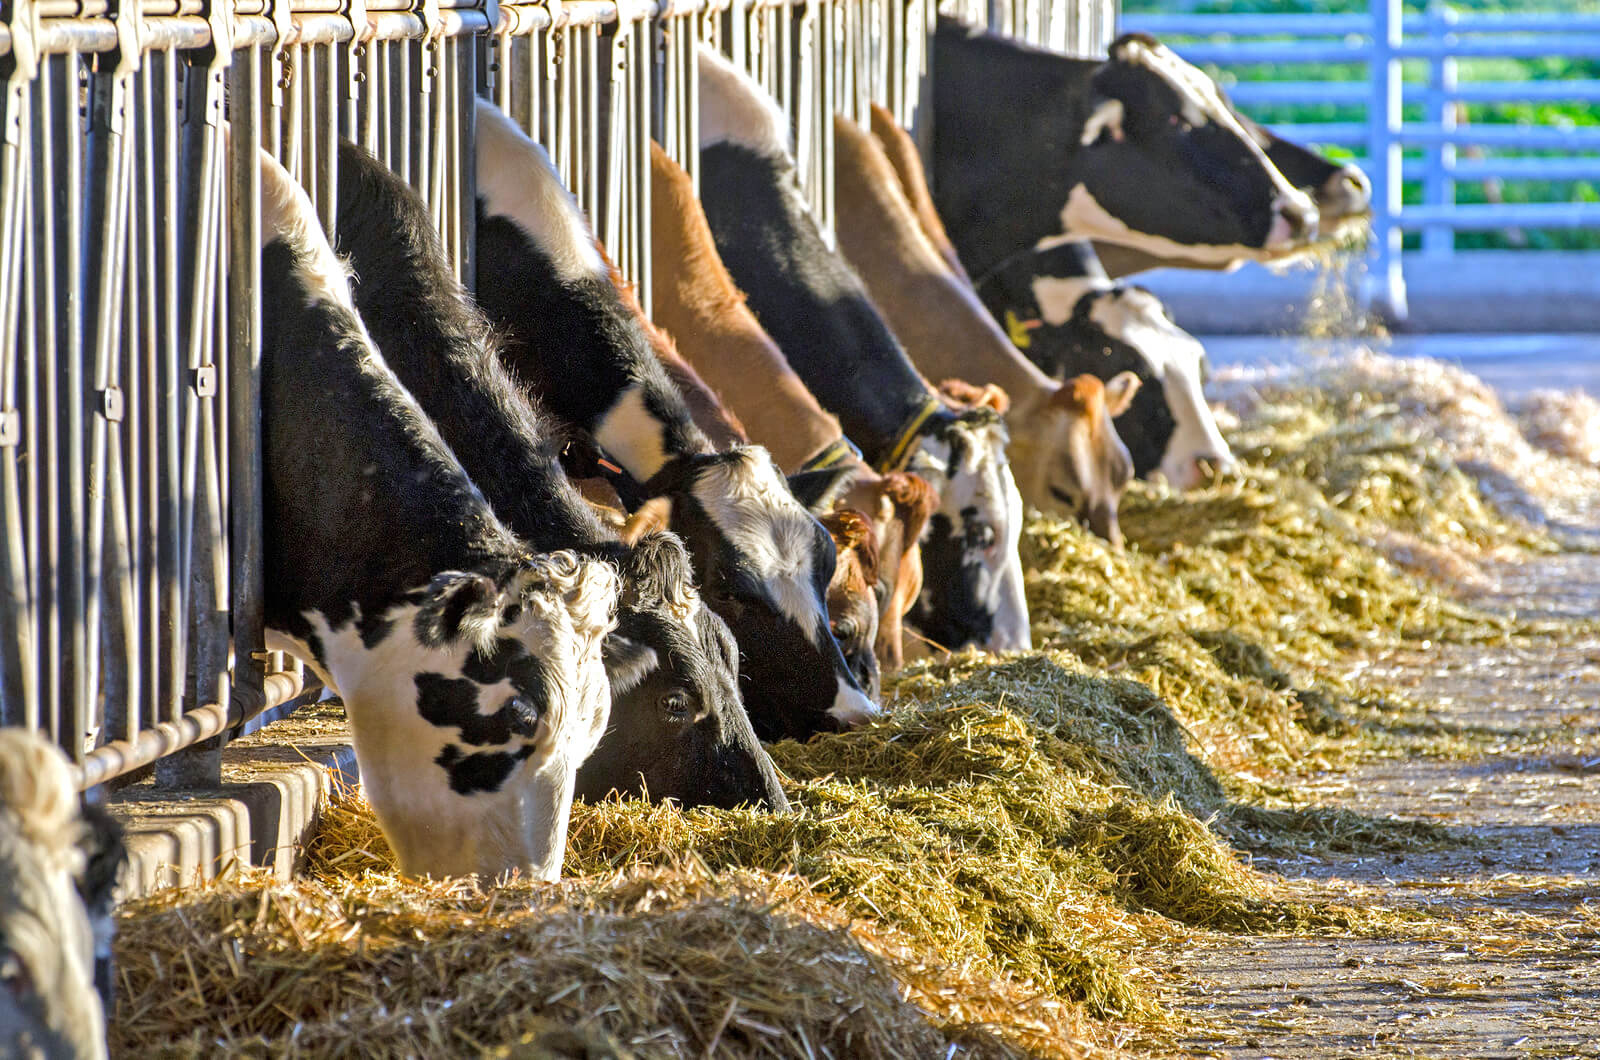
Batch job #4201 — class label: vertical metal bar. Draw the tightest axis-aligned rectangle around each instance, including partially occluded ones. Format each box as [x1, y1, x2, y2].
[228, 44, 264, 741]
[1422, 1, 1457, 258]
[156, 54, 181, 732]
[0, 62, 36, 726]
[1369, 0, 1407, 320]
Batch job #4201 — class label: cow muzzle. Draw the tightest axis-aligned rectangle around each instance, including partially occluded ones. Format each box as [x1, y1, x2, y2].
[1265, 191, 1318, 249]
[1319, 164, 1373, 223]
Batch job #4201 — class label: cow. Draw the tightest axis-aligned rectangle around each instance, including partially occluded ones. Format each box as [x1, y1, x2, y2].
[328, 142, 789, 812]
[644, 347, 885, 699]
[973, 238, 1234, 491]
[258, 148, 625, 881]
[647, 139, 936, 672]
[833, 109, 1144, 542]
[470, 101, 877, 743]
[0, 729, 122, 1060]
[695, 46, 1030, 655]
[930, 18, 1318, 282]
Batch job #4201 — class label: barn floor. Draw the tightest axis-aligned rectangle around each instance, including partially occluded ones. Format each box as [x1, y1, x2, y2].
[1165, 548, 1600, 1058]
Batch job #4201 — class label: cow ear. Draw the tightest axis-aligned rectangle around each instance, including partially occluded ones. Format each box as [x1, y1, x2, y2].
[416, 571, 502, 648]
[1080, 98, 1125, 146]
[787, 465, 856, 514]
[620, 496, 673, 544]
[603, 634, 660, 696]
[1104, 371, 1142, 417]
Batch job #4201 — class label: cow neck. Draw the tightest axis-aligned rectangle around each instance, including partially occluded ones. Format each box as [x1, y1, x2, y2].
[260, 239, 525, 640]
[333, 141, 613, 556]
[648, 141, 846, 473]
[931, 18, 1100, 279]
[832, 111, 1057, 423]
[696, 141, 940, 473]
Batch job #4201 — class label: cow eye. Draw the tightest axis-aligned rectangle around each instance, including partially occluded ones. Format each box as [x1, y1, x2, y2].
[832, 618, 858, 642]
[660, 691, 694, 723]
[967, 521, 997, 550]
[0, 949, 32, 1000]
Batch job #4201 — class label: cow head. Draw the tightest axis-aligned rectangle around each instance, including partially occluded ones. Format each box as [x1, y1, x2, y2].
[578, 530, 788, 811]
[1060, 285, 1234, 490]
[842, 469, 938, 673]
[1255, 124, 1373, 243]
[817, 508, 882, 701]
[639, 446, 880, 742]
[298, 552, 620, 882]
[978, 246, 1234, 493]
[1003, 371, 1141, 546]
[0, 731, 111, 1060]
[905, 400, 1031, 654]
[1069, 34, 1318, 267]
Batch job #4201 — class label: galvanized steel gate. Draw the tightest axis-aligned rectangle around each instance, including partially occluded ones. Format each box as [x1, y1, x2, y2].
[0, 0, 1112, 794]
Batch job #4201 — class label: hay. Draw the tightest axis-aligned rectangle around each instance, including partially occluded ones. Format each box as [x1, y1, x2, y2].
[1512, 388, 1600, 469]
[112, 327, 1590, 1058]
[113, 855, 1102, 1059]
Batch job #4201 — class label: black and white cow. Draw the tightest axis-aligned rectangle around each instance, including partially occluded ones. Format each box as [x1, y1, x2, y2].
[260, 148, 624, 881]
[931, 19, 1318, 281]
[1094, 117, 1373, 278]
[330, 141, 790, 808]
[694, 47, 1030, 654]
[976, 238, 1234, 491]
[0, 729, 122, 1060]
[470, 100, 877, 743]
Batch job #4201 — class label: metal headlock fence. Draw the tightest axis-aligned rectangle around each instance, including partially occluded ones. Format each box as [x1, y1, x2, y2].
[1121, 0, 1600, 319]
[0, 0, 1113, 795]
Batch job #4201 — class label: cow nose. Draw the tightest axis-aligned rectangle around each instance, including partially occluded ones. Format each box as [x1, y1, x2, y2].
[1271, 193, 1318, 246]
[1322, 163, 1372, 216]
[1085, 501, 1123, 550]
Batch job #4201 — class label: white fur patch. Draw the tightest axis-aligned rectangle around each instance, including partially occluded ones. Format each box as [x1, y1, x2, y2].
[908, 421, 1031, 653]
[258, 148, 359, 313]
[1031, 273, 1106, 327]
[269, 556, 616, 881]
[596, 385, 671, 481]
[690, 446, 828, 637]
[1086, 287, 1234, 489]
[696, 45, 793, 156]
[1062, 184, 1261, 269]
[474, 98, 608, 283]
[829, 676, 881, 726]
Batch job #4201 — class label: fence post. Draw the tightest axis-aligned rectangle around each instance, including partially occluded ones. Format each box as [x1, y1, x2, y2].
[1422, 1, 1456, 257]
[1367, 0, 1408, 321]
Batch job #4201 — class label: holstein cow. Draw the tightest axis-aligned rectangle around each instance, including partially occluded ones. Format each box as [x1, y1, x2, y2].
[0, 729, 123, 1060]
[833, 111, 1142, 544]
[973, 238, 1234, 491]
[648, 140, 937, 672]
[1093, 116, 1373, 278]
[471, 100, 877, 743]
[695, 46, 1030, 654]
[330, 142, 788, 811]
[646, 347, 884, 699]
[259, 150, 623, 881]
[931, 18, 1318, 281]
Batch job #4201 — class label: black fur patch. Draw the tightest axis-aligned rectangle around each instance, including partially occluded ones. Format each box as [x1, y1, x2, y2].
[436, 742, 537, 795]
[415, 666, 545, 746]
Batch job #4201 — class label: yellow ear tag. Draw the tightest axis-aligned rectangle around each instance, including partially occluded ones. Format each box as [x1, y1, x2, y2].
[1004, 308, 1040, 350]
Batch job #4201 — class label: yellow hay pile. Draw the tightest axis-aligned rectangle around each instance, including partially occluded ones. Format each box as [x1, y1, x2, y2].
[111, 350, 1566, 1057]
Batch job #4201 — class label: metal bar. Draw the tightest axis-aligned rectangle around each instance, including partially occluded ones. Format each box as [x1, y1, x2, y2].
[1397, 201, 1600, 228]
[1265, 122, 1600, 151]
[1228, 80, 1600, 107]
[1369, 0, 1405, 320]
[1421, 1, 1455, 257]
[0, 57, 35, 727]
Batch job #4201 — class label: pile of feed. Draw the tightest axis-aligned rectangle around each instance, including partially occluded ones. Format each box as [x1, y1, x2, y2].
[111, 342, 1591, 1058]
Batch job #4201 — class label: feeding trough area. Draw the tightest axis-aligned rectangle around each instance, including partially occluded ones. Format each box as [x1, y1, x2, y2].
[1, 0, 1598, 1056]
